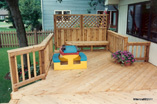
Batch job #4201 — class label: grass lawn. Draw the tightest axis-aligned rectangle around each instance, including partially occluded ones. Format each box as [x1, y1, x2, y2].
[0, 21, 29, 32]
[0, 48, 15, 103]
[0, 21, 16, 32]
[0, 21, 12, 27]
[0, 47, 45, 103]
[0, 27, 16, 32]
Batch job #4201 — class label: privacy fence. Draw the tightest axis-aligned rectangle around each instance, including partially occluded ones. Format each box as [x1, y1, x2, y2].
[0, 30, 53, 48]
[54, 14, 109, 49]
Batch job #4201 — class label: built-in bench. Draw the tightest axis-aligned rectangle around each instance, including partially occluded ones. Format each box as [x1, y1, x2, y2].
[66, 41, 109, 51]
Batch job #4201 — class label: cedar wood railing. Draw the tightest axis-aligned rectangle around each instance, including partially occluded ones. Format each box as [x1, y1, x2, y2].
[108, 30, 150, 62]
[8, 14, 151, 92]
[8, 33, 53, 92]
[127, 42, 150, 62]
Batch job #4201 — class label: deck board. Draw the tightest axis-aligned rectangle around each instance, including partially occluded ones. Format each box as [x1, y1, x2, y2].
[10, 51, 157, 104]
[17, 90, 157, 104]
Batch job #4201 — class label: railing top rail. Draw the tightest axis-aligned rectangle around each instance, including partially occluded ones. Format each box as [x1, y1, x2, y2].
[127, 42, 151, 46]
[7, 33, 53, 57]
[54, 14, 108, 16]
[108, 30, 128, 39]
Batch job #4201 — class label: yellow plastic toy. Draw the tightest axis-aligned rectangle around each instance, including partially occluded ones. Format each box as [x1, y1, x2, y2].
[52, 45, 87, 70]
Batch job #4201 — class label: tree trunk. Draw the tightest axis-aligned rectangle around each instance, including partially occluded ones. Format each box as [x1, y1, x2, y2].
[5, 0, 28, 66]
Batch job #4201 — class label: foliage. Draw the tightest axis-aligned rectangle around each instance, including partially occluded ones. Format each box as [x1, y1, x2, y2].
[111, 51, 136, 65]
[0, 48, 14, 103]
[0, 0, 6, 8]
[87, 0, 105, 13]
[151, 0, 157, 13]
[17, 62, 40, 81]
[19, 0, 41, 30]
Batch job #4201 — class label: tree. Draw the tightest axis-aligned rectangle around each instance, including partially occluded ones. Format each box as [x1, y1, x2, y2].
[87, 0, 105, 13]
[5, 0, 28, 66]
[19, 0, 41, 30]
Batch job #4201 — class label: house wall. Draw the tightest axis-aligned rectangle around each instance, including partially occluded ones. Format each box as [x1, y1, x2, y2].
[105, 0, 119, 5]
[118, 0, 157, 66]
[41, 0, 105, 30]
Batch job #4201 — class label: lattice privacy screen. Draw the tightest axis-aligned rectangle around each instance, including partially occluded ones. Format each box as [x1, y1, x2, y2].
[83, 15, 107, 28]
[56, 15, 81, 28]
[55, 14, 107, 28]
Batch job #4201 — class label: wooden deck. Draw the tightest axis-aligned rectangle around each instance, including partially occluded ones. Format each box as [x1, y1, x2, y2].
[10, 51, 157, 104]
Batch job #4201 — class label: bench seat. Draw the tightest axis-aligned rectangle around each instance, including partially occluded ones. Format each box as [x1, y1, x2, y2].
[66, 41, 109, 51]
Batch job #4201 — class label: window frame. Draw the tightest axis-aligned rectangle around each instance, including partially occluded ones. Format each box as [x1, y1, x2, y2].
[126, 1, 157, 43]
[54, 10, 71, 22]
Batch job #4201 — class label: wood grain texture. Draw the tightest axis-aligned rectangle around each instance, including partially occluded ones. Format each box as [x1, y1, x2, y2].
[17, 90, 157, 104]
[107, 30, 128, 53]
[11, 52, 157, 103]
[127, 42, 151, 61]
[8, 34, 54, 91]
[54, 14, 108, 48]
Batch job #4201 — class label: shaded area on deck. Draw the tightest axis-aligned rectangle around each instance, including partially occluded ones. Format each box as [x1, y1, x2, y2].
[11, 51, 157, 104]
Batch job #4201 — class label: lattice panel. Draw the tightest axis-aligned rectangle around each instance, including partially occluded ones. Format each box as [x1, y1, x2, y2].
[56, 15, 81, 28]
[83, 15, 107, 28]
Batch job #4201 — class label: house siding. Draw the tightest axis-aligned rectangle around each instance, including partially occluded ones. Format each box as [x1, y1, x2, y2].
[118, 0, 157, 66]
[41, 0, 105, 30]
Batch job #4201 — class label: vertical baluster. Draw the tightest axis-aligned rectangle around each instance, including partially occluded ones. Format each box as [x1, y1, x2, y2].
[127, 46, 129, 52]
[132, 46, 134, 55]
[33, 52, 37, 77]
[136, 46, 138, 58]
[27, 53, 31, 79]
[21, 55, 25, 81]
[140, 46, 143, 58]
[15, 56, 19, 83]
[144, 45, 147, 58]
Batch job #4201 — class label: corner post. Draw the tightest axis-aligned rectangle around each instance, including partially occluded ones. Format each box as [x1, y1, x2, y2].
[145, 42, 150, 62]
[39, 50, 46, 80]
[54, 15, 57, 50]
[8, 54, 18, 92]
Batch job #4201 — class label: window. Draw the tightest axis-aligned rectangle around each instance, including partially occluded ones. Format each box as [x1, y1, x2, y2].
[97, 10, 104, 14]
[127, 1, 157, 43]
[111, 11, 117, 27]
[54, 10, 71, 21]
[0, 16, 5, 20]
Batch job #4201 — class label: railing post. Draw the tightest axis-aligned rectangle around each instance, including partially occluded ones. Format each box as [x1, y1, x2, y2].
[8, 55, 18, 92]
[39, 50, 45, 80]
[0, 34, 2, 48]
[80, 15, 83, 41]
[54, 15, 57, 50]
[145, 43, 150, 62]
[124, 37, 128, 51]
[34, 28, 38, 45]
[106, 14, 109, 30]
